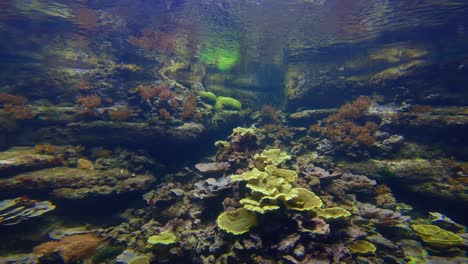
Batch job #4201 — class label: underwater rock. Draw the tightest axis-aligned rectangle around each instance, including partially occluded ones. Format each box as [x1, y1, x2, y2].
[304, 166, 343, 181]
[115, 249, 150, 264]
[0, 167, 155, 200]
[370, 60, 430, 84]
[195, 162, 230, 174]
[0, 196, 55, 226]
[0, 147, 63, 177]
[292, 214, 330, 236]
[380, 106, 468, 134]
[192, 175, 232, 199]
[345, 158, 468, 204]
[0, 254, 39, 264]
[143, 181, 185, 206]
[272, 233, 301, 253]
[48, 226, 93, 240]
[288, 108, 337, 123]
[358, 203, 411, 227]
[17, 120, 206, 147]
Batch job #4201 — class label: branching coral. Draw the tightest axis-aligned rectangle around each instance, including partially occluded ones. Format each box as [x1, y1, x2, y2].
[181, 92, 202, 120]
[137, 84, 175, 101]
[310, 96, 379, 156]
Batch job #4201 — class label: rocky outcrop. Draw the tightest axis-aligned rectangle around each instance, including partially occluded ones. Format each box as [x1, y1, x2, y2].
[0, 167, 154, 200]
[0, 147, 63, 177]
[0, 147, 156, 200]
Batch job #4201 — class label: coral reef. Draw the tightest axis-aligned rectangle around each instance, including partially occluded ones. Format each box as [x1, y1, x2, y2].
[0, 3, 467, 263]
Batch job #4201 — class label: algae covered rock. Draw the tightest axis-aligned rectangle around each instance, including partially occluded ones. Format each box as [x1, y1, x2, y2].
[214, 96, 242, 111]
[0, 147, 63, 177]
[199, 91, 217, 104]
[0, 167, 155, 200]
[217, 208, 258, 235]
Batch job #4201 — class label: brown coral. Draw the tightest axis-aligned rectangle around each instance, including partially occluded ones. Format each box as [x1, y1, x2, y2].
[312, 96, 378, 151]
[109, 106, 133, 121]
[3, 104, 34, 119]
[0, 93, 33, 120]
[33, 234, 102, 262]
[76, 95, 102, 109]
[0, 93, 28, 105]
[159, 108, 171, 121]
[260, 105, 280, 123]
[327, 96, 371, 122]
[128, 28, 175, 52]
[73, 7, 99, 31]
[181, 92, 198, 120]
[137, 84, 174, 101]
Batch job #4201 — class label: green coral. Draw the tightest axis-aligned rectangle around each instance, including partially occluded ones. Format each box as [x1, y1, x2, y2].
[285, 188, 323, 211]
[347, 240, 377, 254]
[147, 231, 177, 245]
[217, 208, 258, 235]
[411, 224, 463, 248]
[215, 96, 242, 111]
[232, 164, 322, 214]
[218, 150, 351, 235]
[199, 91, 217, 104]
[128, 256, 150, 264]
[315, 207, 351, 219]
[254, 148, 291, 167]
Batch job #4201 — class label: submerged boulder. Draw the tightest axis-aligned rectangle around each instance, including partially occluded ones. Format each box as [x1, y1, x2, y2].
[0, 147, 63, 177]
[0, 167, 155, 200]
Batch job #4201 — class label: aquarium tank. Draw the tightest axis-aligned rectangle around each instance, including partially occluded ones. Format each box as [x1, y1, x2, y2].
[1, 0, 468, 263]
